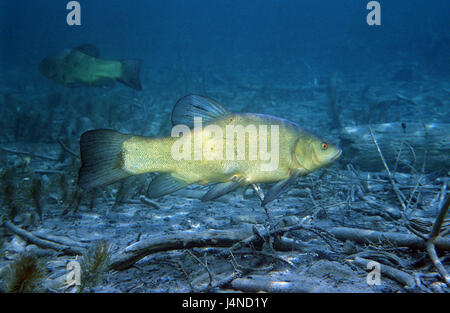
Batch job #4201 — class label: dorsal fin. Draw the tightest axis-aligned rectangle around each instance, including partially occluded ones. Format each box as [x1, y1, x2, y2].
[74, 44, 100, 58]
[171, 95, 230, 128]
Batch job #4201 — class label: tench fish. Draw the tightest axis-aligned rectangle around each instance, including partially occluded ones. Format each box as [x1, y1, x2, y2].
[39, 44, 142, 90]
[78, 95, 341, 205]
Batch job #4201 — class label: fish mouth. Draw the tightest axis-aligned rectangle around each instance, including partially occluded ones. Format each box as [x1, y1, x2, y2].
[331, 148, 342, 162]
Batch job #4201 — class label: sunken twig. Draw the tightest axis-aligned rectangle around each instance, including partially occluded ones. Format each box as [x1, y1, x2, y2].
[329, 226, 450, 251]
[351, 256, 416, 288]
[0, 146, 59, 161]
[138, 195, 161, 210]
[4, 221, 86, 255]
[109, 220, 338, 271]
[56, 138, 79, 159]
[368, 127, 407, 214]
[109, 229, 253, 271]
[425, 195, 450, 286]
[230, 275, 318, 292]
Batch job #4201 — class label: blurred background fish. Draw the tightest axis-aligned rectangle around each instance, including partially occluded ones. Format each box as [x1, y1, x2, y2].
[38, 44, 142, 90]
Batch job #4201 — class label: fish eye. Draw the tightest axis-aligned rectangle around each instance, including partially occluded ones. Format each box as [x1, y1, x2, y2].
[321, 142, 328, 150]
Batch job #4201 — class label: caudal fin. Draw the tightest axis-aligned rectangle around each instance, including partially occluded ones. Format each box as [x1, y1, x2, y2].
[118, 59, 142, 90]
[78, 129, 132, 190]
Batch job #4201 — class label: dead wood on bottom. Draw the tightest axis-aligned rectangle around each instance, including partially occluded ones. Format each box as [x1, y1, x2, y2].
[109, 229, 253, 271]
[4, 221, 86, 255]
[329, 226, 450, 250]
[109, 223, 450, 273]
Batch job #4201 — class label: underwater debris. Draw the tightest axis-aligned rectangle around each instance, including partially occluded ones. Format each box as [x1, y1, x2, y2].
[351, 256, 415, 288]
[109, 229, 254, 271]
[108, 222, 341, 272]
[0, 146, 58, 162]
[4, 221, 86, 255]
[340, 122, 450, 172]
[57, 137, 79, 160]
[424, 195, 450, 286]
[330, 226, 450, 251]
[6, 253, 47, 293]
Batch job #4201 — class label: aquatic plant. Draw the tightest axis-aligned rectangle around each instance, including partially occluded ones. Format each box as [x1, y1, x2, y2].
[6, 253, 47, 293]
[63, 186, 83, 215]
[86, 189, 99, 212]
[29, 176, 42, 220]
[1, 168, 19, 221]
[56, 173, 69, 205]
[79, 240, 111, 292]
[112, 177, 135, 211]
[1, 168, 14, 206]
[352, 84, 377, 124]
[327, 73, 342, 129]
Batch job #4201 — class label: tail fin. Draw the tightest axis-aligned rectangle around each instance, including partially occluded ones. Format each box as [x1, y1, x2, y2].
[118, 59, 142, 90]
[78, 129, 132, 190]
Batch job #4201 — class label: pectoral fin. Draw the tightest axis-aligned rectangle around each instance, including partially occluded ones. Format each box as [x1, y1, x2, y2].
[201, 176, 246, 201]
[261, 169, 302, 206]
[147, 173, 190, 198]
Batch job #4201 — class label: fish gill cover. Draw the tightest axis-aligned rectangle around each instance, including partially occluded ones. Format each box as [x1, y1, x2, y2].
[0, 0, 449, 295]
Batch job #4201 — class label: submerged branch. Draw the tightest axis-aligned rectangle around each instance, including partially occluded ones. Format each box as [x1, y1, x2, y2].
[109, 221, 340, 271]
[56, 138, 79, 159]
[329, 227, 450, 251]
[350, 256, 416, 288]
[425, 195, 450, 286]
[4, 221, 86, 255]
[368, 127, 407, 214]
[0, 146, 59, 161]
[109, 229, 253, 271]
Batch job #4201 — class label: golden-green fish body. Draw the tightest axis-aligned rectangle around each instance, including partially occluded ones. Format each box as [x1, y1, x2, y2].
[123, 114, 305, 183]
[78, 95, 341, 204]
[38, 44, 142, 90]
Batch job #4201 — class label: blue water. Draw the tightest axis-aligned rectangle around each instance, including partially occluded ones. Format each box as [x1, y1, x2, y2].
[2, 1, 449, 74]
